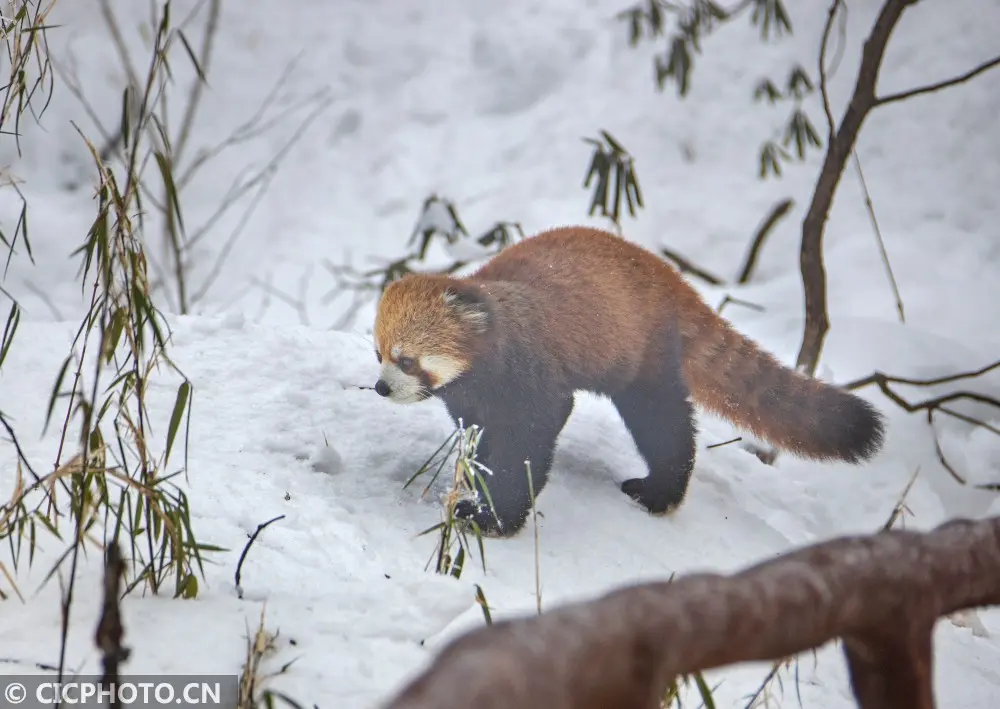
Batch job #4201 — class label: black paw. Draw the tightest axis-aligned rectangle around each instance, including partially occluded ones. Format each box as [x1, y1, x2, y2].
[621, 477, 684, 516]
[453, 498, 523, 538]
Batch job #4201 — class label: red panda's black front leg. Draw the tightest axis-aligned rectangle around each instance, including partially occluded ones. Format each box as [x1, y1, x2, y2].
[451, 393, 574, 538]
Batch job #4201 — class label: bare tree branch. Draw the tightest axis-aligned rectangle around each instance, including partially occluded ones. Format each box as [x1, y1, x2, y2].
[173, 0, 222, 164]
[735, 197, 793, 284]
[817, 0, 844, 136]
[187, 90, 334, 305]
[659, 246, 725, 285]
[796, 0, 919, 375]
[384, 516, 1000, 709]
[797, 2, 1000, 376]
[876, 53, 1000, 107]
[842, 359, 1000, 486]
[95, 543, 129, 707]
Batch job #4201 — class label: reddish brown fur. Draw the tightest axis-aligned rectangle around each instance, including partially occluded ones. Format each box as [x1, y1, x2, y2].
[373, 226, 884, 535]
[377, 226, 882, 463]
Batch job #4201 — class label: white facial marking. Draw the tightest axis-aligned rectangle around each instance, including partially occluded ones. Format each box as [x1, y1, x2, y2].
[379, 362, 426, 404]
[390, 345, 401, 358]
[463, 310, 488, 328]
[443, 289, 489, 332]
[420, 355, 466, 388]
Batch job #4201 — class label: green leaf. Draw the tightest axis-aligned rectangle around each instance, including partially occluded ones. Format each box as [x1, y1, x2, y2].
[474, 584, 493, 625]
[178, 572, 198, 599]
[103, 307, 126, 364]
[0, 302, 19, 367]
[43, 354, 73, 435]
[693, 671, 718, 708]
[782, 108, 819, 159]
[759, 141, 784, 179]
[165, 380, 191, 466]
[785, 64, 814, 98]
[626, 168, 644, 215]
[648, 0, 665, 36]
[600, 129, 627, 154]
[120, 87, 131, 149]
[154, 150, 185, 236]
[177, 30, 207, 83]
[611, 161, 625, 223]
[753, 78, 782, 104]
[666, 35, 692, 96]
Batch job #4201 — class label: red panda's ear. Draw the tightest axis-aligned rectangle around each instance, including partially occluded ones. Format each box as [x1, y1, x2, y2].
[442, 284, 490, 333]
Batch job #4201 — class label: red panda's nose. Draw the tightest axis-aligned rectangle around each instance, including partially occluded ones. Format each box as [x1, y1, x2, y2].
[374, 379, 391, 397]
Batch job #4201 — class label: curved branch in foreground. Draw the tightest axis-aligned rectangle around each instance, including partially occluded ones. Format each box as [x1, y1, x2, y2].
[383, 516, 1000, 709]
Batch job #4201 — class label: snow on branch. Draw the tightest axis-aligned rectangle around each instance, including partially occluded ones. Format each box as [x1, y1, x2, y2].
[383, 516, 1000, 709]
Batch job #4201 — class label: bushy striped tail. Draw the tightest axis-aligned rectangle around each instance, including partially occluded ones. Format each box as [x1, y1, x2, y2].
[681, 313, 885, 463]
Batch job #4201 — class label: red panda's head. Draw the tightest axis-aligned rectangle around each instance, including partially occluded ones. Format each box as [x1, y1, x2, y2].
[372, 275, 489, 404]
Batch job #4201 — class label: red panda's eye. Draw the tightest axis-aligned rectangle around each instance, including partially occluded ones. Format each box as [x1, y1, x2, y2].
[398, 356, 416, 373]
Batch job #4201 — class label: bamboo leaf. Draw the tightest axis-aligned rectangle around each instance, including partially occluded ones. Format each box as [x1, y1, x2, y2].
[165, 380, 191, 466]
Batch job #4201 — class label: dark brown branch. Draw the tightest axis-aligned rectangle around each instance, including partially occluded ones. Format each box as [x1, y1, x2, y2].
[844, 359, 1000, 390]
[875, 53, 1000, 107]
[736, 198, 793, 284]
[383, 516, 1000, 709]
[95, 544, 129, 708]
[842, 365, 1000, 433]
[795, 0, 919, 376]
[842, 362, 1000, 488]
[705, 436, 742, 450]
[817, 0, 844, 135]
[716, 294, 765, 315]
[659, 247, 725, 286]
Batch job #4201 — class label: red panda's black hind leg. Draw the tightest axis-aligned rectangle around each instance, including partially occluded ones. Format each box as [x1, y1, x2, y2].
[614, 329, 697, 515]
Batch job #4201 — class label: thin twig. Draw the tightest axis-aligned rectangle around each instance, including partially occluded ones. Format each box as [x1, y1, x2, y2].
[843, 362, 1000, 484]
[21, 280, 63, 320]
[818, 0, 843, 136]
[234, 515, 286, 600]
[881, 467, 921, 531]
[188, 91, 334, 305]
[875, 54, 1000, 107]
[844, 359, 1000, 390]
[851, 149, 904, 322]
[526, 461, 542, 616]
[716, 295, 765, 314]
[177, 51, 312, 190]
[660, 247, 725, 286]
[247, 268, 314, 326]
[173, 0, 221, 163]
[706, 436, 742, 450]
[736, 198, 793, 284]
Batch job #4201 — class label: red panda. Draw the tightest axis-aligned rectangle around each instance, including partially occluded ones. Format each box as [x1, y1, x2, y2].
[373, 225, 885, 537]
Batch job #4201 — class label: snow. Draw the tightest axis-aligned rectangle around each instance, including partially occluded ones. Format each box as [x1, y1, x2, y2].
[2, 0, 1000, 707]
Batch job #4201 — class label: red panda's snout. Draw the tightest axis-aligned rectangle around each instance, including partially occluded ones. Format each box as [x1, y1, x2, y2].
[375, 357, 430, 405]
[373, 350, 469, 405]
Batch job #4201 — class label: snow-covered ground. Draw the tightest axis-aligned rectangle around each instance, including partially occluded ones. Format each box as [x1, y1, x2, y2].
[2, 0, 1000, 707]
